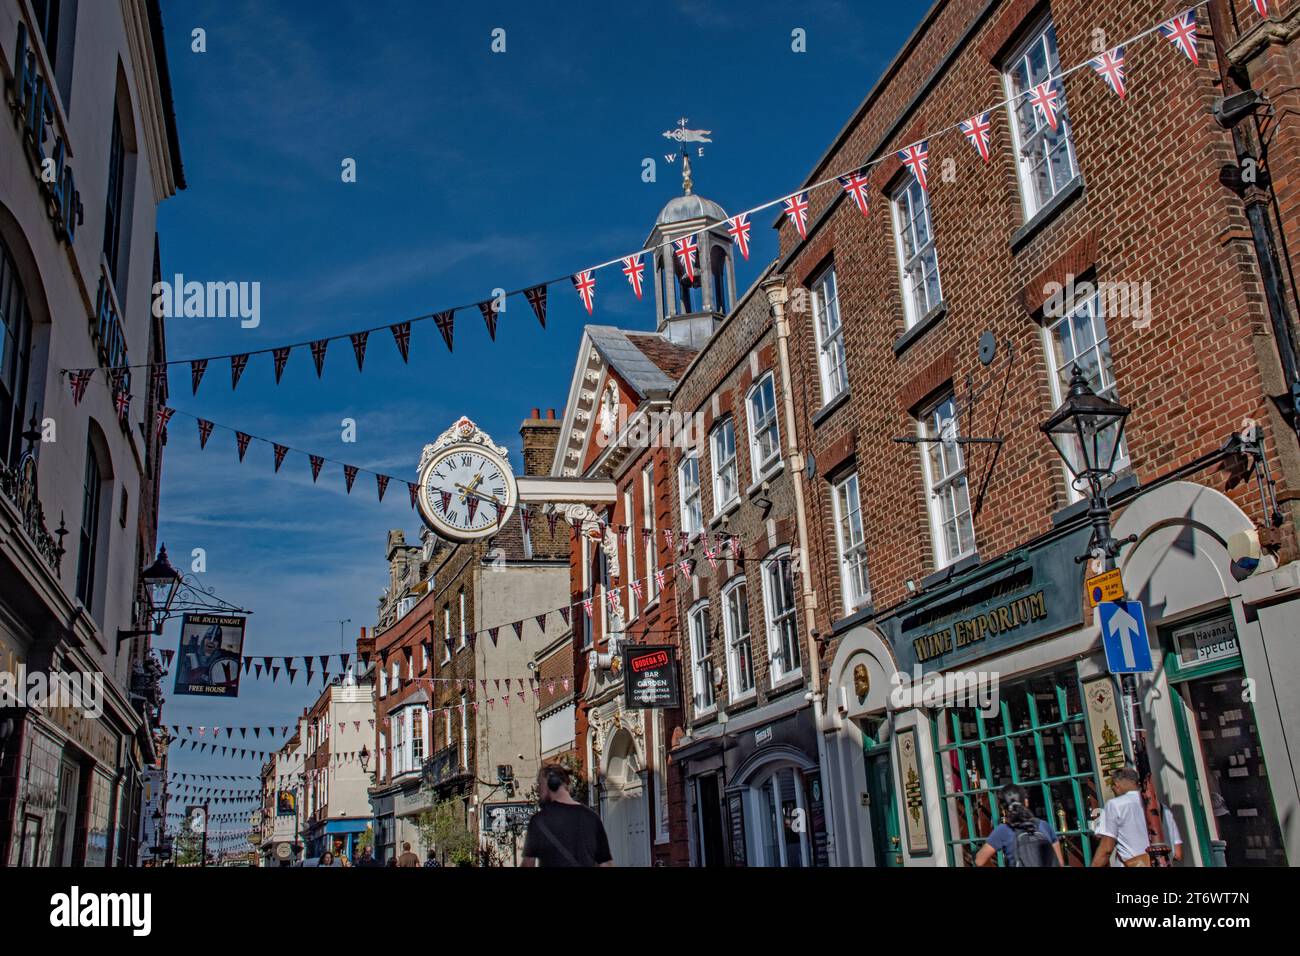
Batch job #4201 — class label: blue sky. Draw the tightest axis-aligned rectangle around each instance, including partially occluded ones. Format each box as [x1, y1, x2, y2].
[154, 0, 925, 829]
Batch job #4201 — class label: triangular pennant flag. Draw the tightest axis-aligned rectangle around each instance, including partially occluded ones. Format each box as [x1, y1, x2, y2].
[155, 405, 174, 441]
[343, 464, 358, 494]
[959, 113, 992, 163]
[559, 606, 570, 626]
[376, 474, 389, 501]
[1159, 9, 1199, 64]
[236, 431, 251, 461]
[512, 620, 523, 640]
[349, 331, 369, 371]
[897, 141, 929, 191]
[69, 369, 92, 405]
[191, 359, 207, 395]
[1028, 80, 1062, 132]
[487, 626, 499, 646]
[524, 284, 547, 328]
[621, 254, 646, 299]
[838, 168, 872, 216]
[310, 339, 329, 377]
[439, 490, 452, 514]
[434, 311, 454, 352]
[466, 496, 480, 523]
[521, 507, 534, 536]
[273, 443, 288, 472]
[408, 482, 419, 509]
[571, 270, 596, 315]
[1088, 46, 1127, 100]
[273, 346, 291, 383]
[535, 613, 547, 633]
[547, 511, 559, 536]
[1253, 0, 1270, 16]
[309, 454, 324, 483]
[230, 353, 249, 390]
[673, 235, 698, 283]
[479, 300, 499, 341]
[782, 193, 810, 240]
[381, 322, 410, 367]
[726, 213, 752, 260]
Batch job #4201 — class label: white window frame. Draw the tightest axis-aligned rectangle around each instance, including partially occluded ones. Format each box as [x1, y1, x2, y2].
[410, 705, 425, 764]
[890, 176, 942, 328]
[459, 693, 469, 769]
[1041, 288, 1128, 500]
[746, 373, 781, 481]
[811, 264, 848, 403]
[458, 589, 467, 649]
[1002, 13, 1079, 219]
[642, 463, 657, 604]
[761, 547, 802, 685]
[442, 605, 452, 663]
[722, 577, 755, 702]
[918, 393, 977, 569]
[688, 600, 715, 715]
[678, 452, 702, 534]
[623, 486, 638, 621]
[379, 664, 388, 697]
[710, 418, 739, 516]
[831, 472, 871, 614]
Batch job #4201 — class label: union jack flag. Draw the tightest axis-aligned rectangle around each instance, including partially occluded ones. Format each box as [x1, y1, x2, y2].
[897, 141, 929, 191]
[114, 389, 130, 420]
[655, 568, 666, 592]
[572, 270, 596, 314]
[838, 169, 871, 217]
[677, 559, 693, 579]
[1159, 9, 1198, 65]
[390, 322, 411, 363]
[727, 213, 752, 260]
[433, 310, 454, 352]
[629, 578, 643, 600]
[783, 192, 810, 240]
[959, 112, 992, 163]
[622, 254, 646, 299]
[1028, 81, 1062, 132]
[673, 235, 698, 283]
[272, 346, 291, 382]
[1089, 46, 1127, 100]
[155, 405, 174, 440]
[1253, 0, 1270, 17]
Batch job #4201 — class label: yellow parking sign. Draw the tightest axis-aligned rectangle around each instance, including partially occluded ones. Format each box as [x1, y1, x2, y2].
[1085, 568, 1125, 608]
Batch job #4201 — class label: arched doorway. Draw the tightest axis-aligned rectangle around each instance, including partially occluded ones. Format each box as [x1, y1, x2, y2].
[602, 729, 648, 867]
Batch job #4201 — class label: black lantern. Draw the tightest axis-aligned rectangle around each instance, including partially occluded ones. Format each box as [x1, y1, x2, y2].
[359, 745, 371, 773]
[1040, 365, 1130, 481]
[141, 544, 183, 631]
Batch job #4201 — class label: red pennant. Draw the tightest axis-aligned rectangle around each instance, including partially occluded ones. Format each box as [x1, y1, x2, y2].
[479, 300, 499, 341]
[310, 339, 328, 377]
[524, 284, 547, 328]
[273, 443, 288, 472]
[571, 270, 596, 314]
[408, 482, 419, 509]
[376, 474, 389, 501]
[511, 620, 523, 640]
[236, 431, 251, 461]
[559, 606, 570, 626]
[535, 613, 547, 633]
[309, 454, 324, 482]
[343, 465, 358, 493]
[547, 511, 559, 536]
[390, 322, 411, 362]
[69, 369, 92, 405]
[439, 490, 452, 513]
[230, 353, 249, 389]
[198, 419, 215, 448]
[487, 627, 499, 646]
[466, 496, 480, 523]
[350, 331, 368, 371]
[191, 359, 207, 395]
[434, 311, 454, 352]
[272, 346, 291, 383]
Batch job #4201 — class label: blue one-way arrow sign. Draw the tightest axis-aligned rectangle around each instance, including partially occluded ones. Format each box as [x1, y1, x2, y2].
[1099, 600, 1153, 674]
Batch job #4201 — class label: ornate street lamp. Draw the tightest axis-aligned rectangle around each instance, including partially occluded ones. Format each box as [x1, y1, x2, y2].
[1040, 365, 1134, 565]
[141, 544, 183, 626]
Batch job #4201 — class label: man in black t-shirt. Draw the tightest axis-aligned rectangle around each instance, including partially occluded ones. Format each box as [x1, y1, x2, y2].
[521, 764, 614, 867]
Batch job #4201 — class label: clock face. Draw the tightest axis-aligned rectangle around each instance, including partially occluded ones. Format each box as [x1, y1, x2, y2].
[417, 443, 517, 541]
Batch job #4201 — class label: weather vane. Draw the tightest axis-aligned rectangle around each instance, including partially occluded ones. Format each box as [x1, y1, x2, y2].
[661, 118, 712, 194]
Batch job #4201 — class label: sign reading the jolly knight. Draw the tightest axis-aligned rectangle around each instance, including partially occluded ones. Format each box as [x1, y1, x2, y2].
[416, 417, 518, 542]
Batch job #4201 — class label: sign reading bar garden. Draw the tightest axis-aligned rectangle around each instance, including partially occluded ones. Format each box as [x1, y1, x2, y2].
[622, 645, 680, 709]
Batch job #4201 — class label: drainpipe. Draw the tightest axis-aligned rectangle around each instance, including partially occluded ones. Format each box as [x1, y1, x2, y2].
[762, 275, 838, 867]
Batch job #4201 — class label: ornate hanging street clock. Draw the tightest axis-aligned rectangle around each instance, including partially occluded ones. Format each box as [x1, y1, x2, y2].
[416, 416, 518, 542]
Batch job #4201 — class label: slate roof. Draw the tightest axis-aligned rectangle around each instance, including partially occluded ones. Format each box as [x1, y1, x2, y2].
[585, 326, 697, 398]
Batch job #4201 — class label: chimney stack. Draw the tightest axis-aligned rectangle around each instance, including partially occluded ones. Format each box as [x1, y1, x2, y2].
[520, 407, 562, 477]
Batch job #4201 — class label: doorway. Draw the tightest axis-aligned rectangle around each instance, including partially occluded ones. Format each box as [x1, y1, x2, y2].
[695, 773, 726, 866]
[603, 729, 649, 867]
[864, 746, 902, 867]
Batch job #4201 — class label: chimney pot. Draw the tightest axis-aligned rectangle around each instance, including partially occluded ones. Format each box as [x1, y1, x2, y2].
[547, 408, 556, 420]
[531, 407, 541, 420]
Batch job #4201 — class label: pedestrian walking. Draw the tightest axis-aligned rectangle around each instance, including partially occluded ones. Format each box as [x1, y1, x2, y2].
[397, 841, 420, 867]
[1161, 804, 1184, 864]
[521, 763, 613, 868]
[1091, 767, 1153, 867]
[424, 849, 441, 867]
[318, 850, 339, 868]
[974, 785, 1063, 867]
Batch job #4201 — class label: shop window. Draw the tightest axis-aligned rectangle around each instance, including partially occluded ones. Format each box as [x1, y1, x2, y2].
[753, 766, 811, 867]
[932, 666, 1099, 867]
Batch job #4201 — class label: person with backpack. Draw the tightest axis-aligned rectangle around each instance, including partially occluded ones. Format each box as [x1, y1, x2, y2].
[974, 784, 1064, 867]
[520, 763, 613, 868]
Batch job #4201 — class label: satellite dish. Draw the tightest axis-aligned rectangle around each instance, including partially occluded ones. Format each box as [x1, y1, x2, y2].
[978, 331, 997, 366]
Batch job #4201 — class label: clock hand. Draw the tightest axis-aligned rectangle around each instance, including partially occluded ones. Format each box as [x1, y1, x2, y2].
[458, 474, 483, 504]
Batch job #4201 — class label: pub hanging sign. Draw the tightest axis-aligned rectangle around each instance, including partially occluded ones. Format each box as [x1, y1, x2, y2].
[622, 645, 680, 709]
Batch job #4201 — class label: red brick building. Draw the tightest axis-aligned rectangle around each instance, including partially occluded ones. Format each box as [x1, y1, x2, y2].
[759, 0, 1300, 867]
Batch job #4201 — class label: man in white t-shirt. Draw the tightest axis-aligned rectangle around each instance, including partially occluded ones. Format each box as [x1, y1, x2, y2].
[1091, 767, 1152, 867]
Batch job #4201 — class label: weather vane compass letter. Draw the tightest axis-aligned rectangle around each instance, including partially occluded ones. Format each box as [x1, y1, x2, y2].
[662, 118, 712, 193]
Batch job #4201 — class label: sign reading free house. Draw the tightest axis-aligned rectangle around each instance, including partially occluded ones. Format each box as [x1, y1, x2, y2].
[877, 526, 1091, 673]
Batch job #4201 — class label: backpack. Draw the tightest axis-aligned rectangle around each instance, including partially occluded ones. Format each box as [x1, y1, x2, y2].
[1010, 820, 1059, 867]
